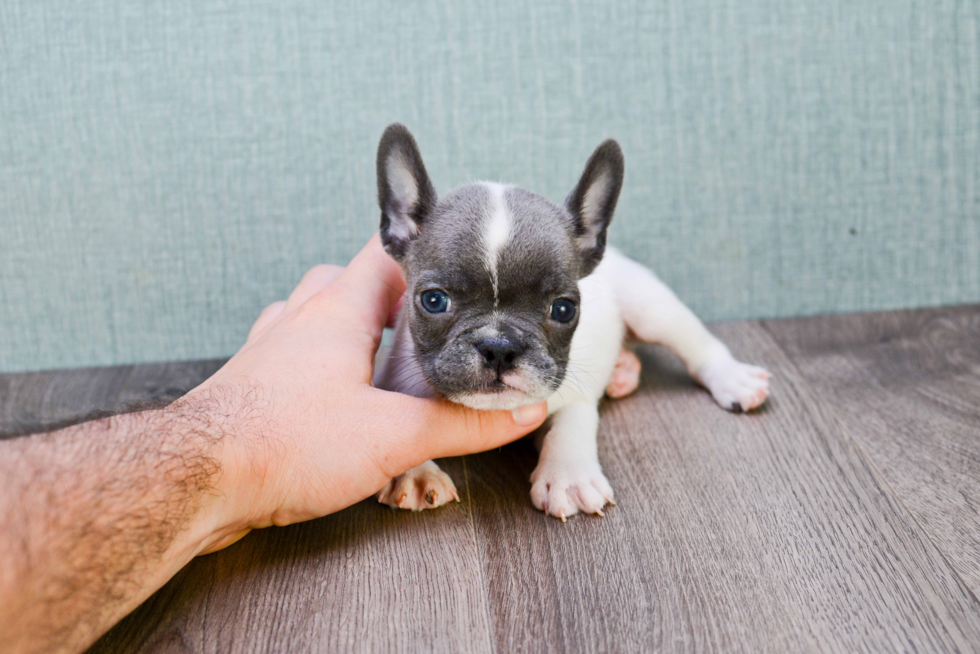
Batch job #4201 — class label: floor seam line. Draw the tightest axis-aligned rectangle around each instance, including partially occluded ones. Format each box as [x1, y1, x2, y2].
[461, 455, 497, 654]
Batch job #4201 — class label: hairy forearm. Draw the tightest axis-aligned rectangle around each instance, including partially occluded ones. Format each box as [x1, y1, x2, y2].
[0, 395, 251, 654]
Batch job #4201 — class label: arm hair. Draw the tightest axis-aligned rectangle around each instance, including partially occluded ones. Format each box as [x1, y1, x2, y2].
[0, 390, 250, 653]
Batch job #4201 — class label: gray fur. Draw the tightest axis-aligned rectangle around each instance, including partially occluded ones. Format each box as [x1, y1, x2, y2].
[375, 125, 624, 405]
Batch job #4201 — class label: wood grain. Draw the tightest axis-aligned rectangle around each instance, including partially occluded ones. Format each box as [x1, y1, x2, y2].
[0, 359, 224, 438]
[468, 321, 980, 653]
[88, 457, 494, 654]
[763, 305, 980, 595]
[2, 309, 980, 653]
[0, 361, 495, 654]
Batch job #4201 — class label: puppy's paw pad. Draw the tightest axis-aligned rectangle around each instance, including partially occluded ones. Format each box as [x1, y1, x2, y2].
[530, 461, 615, 520]
[698, 355, 771, 412]
[606, 348, 642, 399]
[377, 463, 459, 511]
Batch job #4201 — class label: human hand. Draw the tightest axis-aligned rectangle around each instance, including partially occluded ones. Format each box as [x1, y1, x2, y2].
[189, 235, 549, 552]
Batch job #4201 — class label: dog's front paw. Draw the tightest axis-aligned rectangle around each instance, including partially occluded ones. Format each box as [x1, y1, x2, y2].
[377, 461, 460, 511]
[697, 353, 771, 412]
[530, 460, 615, 521]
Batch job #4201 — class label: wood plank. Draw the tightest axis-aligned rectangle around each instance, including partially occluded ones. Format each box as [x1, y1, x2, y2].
[0, 362, 494, 653]
[5, 311, 980, 653]
[0, 360, 225, 438]
[467, 321, 980, 653]
[89, 456, 494, 654]
[763, 305, 980, 594]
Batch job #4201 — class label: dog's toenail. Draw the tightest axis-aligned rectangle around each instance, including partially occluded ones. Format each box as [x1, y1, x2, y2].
[425, 489, 437, 505]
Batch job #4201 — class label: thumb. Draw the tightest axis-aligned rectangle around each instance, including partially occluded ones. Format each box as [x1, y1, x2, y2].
[380, 392, 549, 465]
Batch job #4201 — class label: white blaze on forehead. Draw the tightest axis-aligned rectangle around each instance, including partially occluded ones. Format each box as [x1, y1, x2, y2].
[481, 182, 513, 305]
[386, 151, 421, 241]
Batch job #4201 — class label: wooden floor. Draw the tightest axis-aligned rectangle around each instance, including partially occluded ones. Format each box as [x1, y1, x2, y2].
[2, 305, 979, 653]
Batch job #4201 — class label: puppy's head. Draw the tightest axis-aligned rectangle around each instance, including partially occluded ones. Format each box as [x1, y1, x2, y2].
[377, 124, 624, 410]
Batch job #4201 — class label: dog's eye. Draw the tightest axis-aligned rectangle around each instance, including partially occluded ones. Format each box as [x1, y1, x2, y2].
[421, 289, 450, 313]
[550, 298, 576, 323]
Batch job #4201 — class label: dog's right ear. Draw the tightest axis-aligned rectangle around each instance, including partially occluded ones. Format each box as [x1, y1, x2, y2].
[376, 124, 436, 260]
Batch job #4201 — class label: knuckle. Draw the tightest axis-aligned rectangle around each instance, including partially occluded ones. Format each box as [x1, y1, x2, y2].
[305, 263, 343, 282]
[260, 300, 286, 317]
[304, 263, 330, 277]
[463, 407, 502, 450]
[293, 286, 337, 317]
[477, 409, 496, 436]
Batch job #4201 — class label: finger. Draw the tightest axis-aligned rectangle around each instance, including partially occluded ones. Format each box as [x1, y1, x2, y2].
[386, 295, 405, 329]
[328, 235, 407, 338]
[284, 264, 345, 313]
[246, 301, 286, 344]
[372, 391, 549, 471]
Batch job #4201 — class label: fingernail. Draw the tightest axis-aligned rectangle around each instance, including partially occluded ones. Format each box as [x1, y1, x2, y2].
[512, 402, 546, 426]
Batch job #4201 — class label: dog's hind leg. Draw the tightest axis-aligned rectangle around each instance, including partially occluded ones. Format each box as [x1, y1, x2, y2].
[602, 248, 770, 412]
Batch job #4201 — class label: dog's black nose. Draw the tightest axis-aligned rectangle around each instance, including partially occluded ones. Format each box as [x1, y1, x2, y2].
[476, 338, 524, 375]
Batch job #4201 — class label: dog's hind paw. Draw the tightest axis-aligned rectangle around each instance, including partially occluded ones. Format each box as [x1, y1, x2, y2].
[697, 354, 771, 412]
[605, 348, 642, 399]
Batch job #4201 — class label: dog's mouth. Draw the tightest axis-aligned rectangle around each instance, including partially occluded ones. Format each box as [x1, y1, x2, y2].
[472, 383, 525, 399]
[479, 374, 530, 394]
[447, 370, 549, 410]
[477, 381, 511, 392]
[422, 352, 560, 410]
[453, 387, 532, 410]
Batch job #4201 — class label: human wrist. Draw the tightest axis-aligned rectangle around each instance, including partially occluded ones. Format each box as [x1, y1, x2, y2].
[160, 386, 279, 553]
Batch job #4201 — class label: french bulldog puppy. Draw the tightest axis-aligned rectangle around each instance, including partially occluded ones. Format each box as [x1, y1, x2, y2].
[372, 124, 770, 520]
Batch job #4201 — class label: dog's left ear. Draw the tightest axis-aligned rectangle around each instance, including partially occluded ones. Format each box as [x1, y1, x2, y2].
[565, 140, 624, 276]
[376, 123, 437, 260]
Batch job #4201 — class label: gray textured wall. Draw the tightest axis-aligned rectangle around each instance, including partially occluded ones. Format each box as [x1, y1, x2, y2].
[1, 1, 978, 373]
